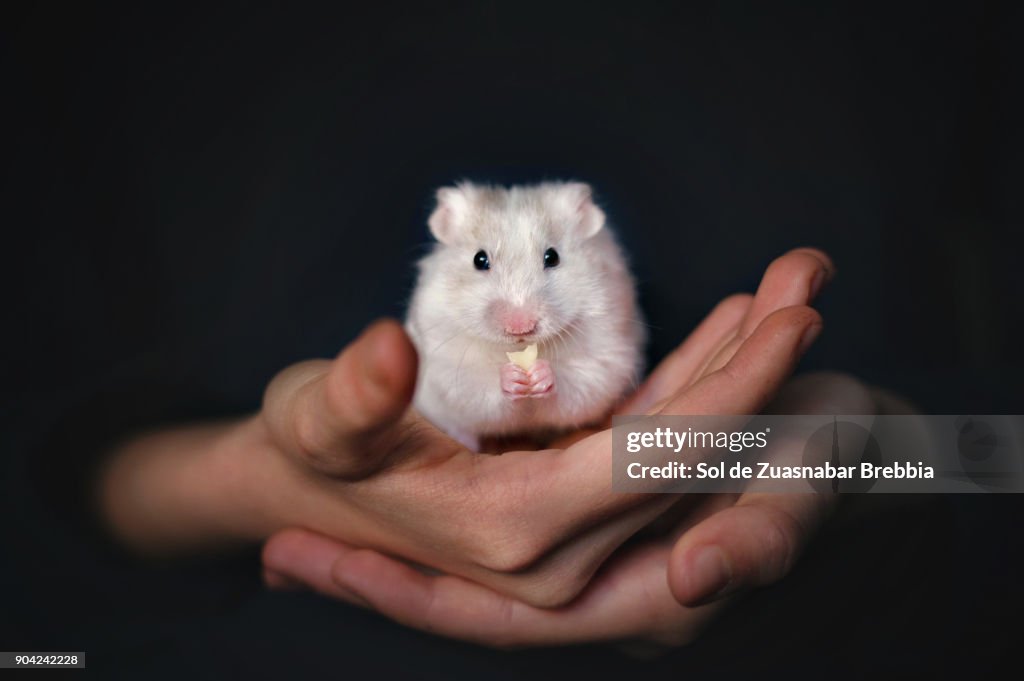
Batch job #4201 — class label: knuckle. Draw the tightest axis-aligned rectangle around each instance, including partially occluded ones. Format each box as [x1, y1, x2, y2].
[718, 351, 744, 383]
[261, 360, 328, 446]
[325, 368, 375, 434]
[290, 408, 353, 475]
[467, 527, 546, 574]
[510, 567, 590, 609]
[461, 470, 552, 574]
[263, 360, 328, 407]
[539, 575, 589, 609]
[291, 408, 325, 462]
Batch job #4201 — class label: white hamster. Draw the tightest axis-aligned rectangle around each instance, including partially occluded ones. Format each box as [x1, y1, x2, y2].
[405, 181, 645, 450]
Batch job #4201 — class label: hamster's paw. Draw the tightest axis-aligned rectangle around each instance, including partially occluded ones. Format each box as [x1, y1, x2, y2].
[526, 359, 555, 398]
[501, 362, 532, 400]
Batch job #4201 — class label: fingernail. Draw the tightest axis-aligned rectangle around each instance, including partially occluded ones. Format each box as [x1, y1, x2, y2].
[799, 322, 823, 354]
[809, 268, 827, 299]
[687, 546, 734, 603]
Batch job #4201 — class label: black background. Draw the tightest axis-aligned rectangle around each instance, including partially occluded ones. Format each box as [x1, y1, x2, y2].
[2, 2, 1022, 679]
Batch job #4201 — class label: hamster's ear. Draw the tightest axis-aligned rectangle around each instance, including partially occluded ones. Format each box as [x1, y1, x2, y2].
[428, 184, 475, 244]
[558, 182, 605, 240]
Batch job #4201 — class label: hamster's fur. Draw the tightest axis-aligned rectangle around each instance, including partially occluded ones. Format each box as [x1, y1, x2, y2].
[405, 181, 645, 449]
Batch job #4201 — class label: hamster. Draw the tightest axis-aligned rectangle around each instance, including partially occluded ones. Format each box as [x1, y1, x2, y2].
[405, 181, 646, 450]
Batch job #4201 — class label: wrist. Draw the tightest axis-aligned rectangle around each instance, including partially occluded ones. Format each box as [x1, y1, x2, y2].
[98, 415, 290, 554]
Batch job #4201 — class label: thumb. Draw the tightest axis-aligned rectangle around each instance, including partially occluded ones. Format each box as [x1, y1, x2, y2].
[667, 494, 829, 606]
[262, 318, 419, 477]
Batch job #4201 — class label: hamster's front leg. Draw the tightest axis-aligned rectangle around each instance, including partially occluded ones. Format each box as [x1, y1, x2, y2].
[500, 360, 555, 399]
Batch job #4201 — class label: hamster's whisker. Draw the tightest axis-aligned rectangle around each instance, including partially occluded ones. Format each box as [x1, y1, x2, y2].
[549, 322, 572, 357]
[552, 322, 574, 354]
[404, 181, 645, 445]
[551, 319, 582, 357]
[416, 312, 477, 337]
[428, 326, 472, 356]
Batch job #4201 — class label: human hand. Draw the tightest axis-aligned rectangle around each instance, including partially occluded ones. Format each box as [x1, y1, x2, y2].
[260, 248, 836, 621]
[260, 370, 872, 649]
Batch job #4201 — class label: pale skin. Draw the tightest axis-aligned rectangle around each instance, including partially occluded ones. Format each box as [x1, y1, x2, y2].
[100, 247, 847, 643]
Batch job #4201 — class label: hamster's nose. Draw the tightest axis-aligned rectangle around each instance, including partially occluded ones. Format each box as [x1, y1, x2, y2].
[499, 307, 538, 336]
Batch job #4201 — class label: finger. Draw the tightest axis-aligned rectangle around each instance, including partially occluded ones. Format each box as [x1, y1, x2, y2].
[329, 539, 714, 648]
[439, 259, 824, 568]
[618, 293, 752, 415]
[635, 248, 833, 415]
[534, 305, 821, 525]
[262, 318, 421, 477]
[694, 249, 833, 380]
[665, 369, 874, 606]
[667, 492, 830, 606]
[738, 248, 833, 338]
[262, 528, 369, 607]
[663, 305, 822, 415]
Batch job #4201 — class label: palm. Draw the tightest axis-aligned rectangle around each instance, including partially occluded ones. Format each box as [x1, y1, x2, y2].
[262, 247, 847, 646]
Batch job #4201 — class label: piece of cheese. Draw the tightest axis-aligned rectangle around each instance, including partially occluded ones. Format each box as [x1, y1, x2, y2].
[506, 343, 538, 370]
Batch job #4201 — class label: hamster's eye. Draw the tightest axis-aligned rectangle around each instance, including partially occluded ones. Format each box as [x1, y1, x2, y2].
[543, 247, 560, 269]
[473, 250, 491, 271]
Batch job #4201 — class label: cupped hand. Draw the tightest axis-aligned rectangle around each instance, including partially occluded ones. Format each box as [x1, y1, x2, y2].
[261, 371, 874, 649]
[260, 248, 835, 614]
